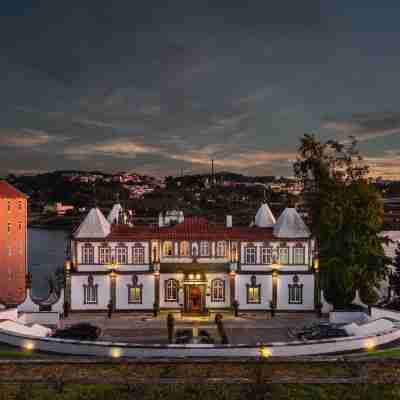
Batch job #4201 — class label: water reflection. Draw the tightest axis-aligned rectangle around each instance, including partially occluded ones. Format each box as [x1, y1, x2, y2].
[28, 228, 68, 299]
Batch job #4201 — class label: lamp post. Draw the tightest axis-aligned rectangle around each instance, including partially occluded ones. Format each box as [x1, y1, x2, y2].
[108, 258, 118, 316]
[313, 256, 321, 317]
[271, 258, 280, 317]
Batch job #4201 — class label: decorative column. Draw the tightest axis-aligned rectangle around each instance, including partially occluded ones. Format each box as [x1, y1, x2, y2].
[272, 269, 278, 310]
[313, 257, 320, 310]
[110, 271, 117, 311]
[154, 263, 160, 312]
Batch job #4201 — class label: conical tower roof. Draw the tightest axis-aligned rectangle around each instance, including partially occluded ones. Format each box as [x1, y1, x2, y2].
[107, 203, 123, 224]
[74, 207, 111, 238]
[273, 208, 310, 238]
[254, 203, 276, 228]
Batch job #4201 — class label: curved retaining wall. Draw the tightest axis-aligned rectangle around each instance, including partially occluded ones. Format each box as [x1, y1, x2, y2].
[0, 326, 400, 358]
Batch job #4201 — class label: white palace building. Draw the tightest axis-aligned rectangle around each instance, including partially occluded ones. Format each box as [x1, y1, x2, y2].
[65, 203, 318, 314]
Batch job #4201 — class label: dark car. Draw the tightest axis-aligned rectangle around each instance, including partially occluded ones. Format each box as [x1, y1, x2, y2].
[53, 323, 101, 341]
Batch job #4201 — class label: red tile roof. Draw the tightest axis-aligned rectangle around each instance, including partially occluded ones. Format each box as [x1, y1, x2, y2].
[104, 216, 277, 241]
[0, 180, 28, 199]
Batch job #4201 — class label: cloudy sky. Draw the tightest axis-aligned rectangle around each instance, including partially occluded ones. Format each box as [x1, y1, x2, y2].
[1, 1, 400, 178]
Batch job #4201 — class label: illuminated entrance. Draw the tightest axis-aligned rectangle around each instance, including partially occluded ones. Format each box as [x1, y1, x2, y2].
[183, 273, 207, 314]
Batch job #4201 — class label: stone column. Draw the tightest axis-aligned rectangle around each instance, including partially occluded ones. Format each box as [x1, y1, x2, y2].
[110, 272, 117, 311]
[64, 261, 71, 306]
[272, 270, 278, 309]
[154, 273, 160, 307]
[229, 272, 236, 305]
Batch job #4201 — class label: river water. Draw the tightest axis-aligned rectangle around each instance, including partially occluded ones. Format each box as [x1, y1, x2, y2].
[28, 228, 69, 299]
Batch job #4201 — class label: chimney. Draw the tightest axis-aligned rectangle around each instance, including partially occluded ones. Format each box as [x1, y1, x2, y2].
[226, 215, 232, 228]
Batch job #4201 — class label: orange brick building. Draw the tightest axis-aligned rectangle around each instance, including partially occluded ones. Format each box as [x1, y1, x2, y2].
[0, 181, 28, 305]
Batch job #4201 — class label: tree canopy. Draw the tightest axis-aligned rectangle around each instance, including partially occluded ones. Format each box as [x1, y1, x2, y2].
[294, 134, 390, 308]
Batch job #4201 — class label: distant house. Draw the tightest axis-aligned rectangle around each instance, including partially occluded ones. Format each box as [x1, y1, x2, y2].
[44, 203, 74, 216]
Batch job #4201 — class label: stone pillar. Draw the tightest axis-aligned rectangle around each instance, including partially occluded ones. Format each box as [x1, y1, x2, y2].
[229, 272, 236, 304]
[64, 261, 71, 306]
[314, 268, 320, 308]
[110, 272, 117, 311]
[154, 273, 160, 307]
[272, 270, 278, 309]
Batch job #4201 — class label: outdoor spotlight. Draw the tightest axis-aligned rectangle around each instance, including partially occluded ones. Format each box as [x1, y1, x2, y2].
[259, 345, 272, 358]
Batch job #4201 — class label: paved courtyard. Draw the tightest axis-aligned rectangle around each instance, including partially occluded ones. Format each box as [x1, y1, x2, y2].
[61, 313, 325, 345]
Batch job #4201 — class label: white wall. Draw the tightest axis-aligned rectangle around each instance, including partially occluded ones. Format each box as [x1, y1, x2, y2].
[235, 274, 273, 310]
[371, 307, 400, 321]
[70, 275, 110, 310]
[18, 312, 59, 326]
[277, 274, 314, 310]
[115, 274, 154, 310]
[0, 308, 18, 321]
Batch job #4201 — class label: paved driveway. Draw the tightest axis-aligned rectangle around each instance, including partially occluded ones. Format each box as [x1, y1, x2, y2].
[61, 313, 324, 345]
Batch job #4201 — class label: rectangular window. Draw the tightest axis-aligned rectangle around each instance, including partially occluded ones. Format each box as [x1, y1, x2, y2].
[247, 286, 261, 304]
[7, 222, 11, 234]
[279, 247, 289, 265]
[261, 247, 273, 264]
[132, 246, 145, 264]
[128, 286, 142, 304]
[99, 247, 111, 264]
[288, 284, 303, 304]
[84, 285, 98, 304]
[7, 247, 12, 256]
[293, 247, 305, 264]
[116, 247, 128, 264]
[7, 201, 11, 212]
[18, 201, 22, 210]
[82, 246, 94, 264]
[200, 241, 210, 257]
[245, 247, 257, 264]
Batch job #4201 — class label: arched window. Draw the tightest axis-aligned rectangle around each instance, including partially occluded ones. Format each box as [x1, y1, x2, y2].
[163, 241, 173, 257]
[216, 241, 226, 257]
[165, 279, 178, 301]
[180, 241, 190, 257]
[192, 243, 198, 257]
[211, 279, 225, 302]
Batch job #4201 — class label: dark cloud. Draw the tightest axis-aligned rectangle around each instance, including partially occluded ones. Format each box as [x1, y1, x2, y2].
[1, 2, 400, 177]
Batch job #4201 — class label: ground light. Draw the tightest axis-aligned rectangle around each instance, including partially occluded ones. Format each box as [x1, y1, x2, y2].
[110, 347, 122, 358]
[364, 339, 376, 352]
[24, 341, 34, 351]
[259, 345, 272, 358]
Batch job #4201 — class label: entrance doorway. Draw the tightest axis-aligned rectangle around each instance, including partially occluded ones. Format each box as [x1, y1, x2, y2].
[184, 285, 205, 313]
[190, 286, 201, 312]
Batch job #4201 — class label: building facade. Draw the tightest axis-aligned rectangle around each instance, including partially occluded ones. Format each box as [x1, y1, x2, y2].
[0, 181, 28, 305]
[66, 203, 317, 314]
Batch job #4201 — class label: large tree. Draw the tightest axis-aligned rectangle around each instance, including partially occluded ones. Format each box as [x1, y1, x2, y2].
[294, 134, 390, 309]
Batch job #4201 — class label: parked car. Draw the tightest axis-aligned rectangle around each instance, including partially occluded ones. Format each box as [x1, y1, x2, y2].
[53, 323, 101, 341]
